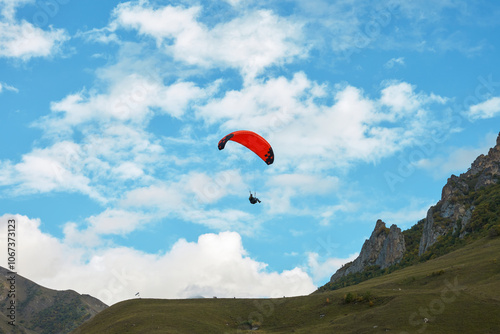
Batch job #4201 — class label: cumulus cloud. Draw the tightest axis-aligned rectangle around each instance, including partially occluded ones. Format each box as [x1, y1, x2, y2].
[2, 58, 451, 235]
[38, 74, 206, 135]
[0, 124, 166, 202]
[111, 2, 304, 78]
[123, 171, 245, 210]
[0, 0, 68, 60]
[466, 96, 500, 120]
[198, 72, 316, 129]
[0, 141, 98, 199]
[379, 81, 447, 114]
[0, 214, 316, 305]
[202, 74, 448, 173]
[0, 21, 68, 60]
[117, 170, 257, 234]
[9, 2, 450, 223]
[86, 209, 153, 235]
[56, 168, 253, 241]
[0, 214, 83, 279]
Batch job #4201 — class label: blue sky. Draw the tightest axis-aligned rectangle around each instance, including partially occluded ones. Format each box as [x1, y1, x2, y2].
[1, 0, 500, 304]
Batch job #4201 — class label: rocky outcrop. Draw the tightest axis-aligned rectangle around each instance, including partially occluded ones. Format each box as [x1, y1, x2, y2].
[419, 132, 500, 255]
[330, 220, 405, 282]
[328, 132, 500, 284]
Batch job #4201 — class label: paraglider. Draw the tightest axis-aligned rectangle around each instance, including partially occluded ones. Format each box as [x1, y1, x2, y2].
[218, 130, 274, 165]
[218, 130, 273, 204]
[249, 191, 261, 204]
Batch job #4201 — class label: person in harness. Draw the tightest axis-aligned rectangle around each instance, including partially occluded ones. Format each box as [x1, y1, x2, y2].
[249, 191, 261, 204]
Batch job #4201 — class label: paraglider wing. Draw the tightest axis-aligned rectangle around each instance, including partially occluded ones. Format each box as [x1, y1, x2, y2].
[218, 130, 274, 165]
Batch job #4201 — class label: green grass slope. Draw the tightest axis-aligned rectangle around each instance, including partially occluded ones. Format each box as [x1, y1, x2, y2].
[72, 236, 500, 334]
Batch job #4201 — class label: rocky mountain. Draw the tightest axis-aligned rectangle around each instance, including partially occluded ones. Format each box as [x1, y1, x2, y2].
[419, 132, 500, 255]
[329, 132, 500, 285]
[330, 220, 405, 282]
[0, 267, 107, 334]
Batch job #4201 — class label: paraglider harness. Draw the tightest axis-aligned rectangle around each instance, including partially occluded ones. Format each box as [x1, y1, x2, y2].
[249, 191, 261, 204]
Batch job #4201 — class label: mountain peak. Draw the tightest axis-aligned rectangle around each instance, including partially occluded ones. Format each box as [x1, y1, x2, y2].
[419, 132, 500, 255]
[330, 219, 405, 283]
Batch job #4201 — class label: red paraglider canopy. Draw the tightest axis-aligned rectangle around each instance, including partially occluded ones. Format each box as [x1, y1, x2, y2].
[218, 130, 274, 165]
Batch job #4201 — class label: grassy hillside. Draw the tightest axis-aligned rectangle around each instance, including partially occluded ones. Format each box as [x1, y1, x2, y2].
[72, 236, 500, 334]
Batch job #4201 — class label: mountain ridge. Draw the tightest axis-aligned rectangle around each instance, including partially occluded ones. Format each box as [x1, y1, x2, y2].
[328, 131, 500, 284]
[419, 132, 500, 255]
[0, 266, 108, 334]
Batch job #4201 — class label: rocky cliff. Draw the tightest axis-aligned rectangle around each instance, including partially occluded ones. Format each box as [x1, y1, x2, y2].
[419, 132, 500, 255]
[330, 220, 405, 282]
[328, 132, 500, 285]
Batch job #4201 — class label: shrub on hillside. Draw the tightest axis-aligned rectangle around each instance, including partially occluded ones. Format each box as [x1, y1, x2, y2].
[489, 224, 500, 238]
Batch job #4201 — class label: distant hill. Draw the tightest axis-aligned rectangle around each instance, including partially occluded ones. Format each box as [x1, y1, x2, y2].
[72, 236, 500, 333]
[0, 267, 107, 334]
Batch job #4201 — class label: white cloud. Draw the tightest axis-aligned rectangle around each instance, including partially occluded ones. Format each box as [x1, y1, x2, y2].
[379, 82, 422, 113]
[3, 53, 451, 234]
[0, 214, 316, 305]
[384, 57, 405, 69]
[112, 2, 304, 78]
[121, 169, 245, 209]
[112, 161, 145, 180]
[38, 168, 253, 241]
[0, 0, 72, 59]
[200, 74, 449, 173]
[0, 214, 83, 279]
[41, 75, 206, 134]
[0, 0, 33, 21]
[0, 0, 69, 61]
[0, 123, 168, 203]
[0, 141, 99, 199]
[0, 81, 18, 93]
[86, 209, 153, 235]
[198, 71, 315, 129]
[121, 184, 185, 212]
[117, 171, 258, 234]
[466, 96, 500, 120]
